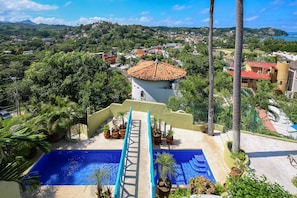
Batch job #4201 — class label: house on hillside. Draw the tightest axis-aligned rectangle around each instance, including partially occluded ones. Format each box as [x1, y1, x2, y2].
[136, 49, 148, 57]
[226, 61, 289, 93]
[127, 60, 186, 104]
[102, 52, 117, 64]
[286, 61, 297, 98]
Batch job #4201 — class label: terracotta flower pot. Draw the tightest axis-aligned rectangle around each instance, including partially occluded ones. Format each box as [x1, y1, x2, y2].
[120, 128, 126, 139]
[156, 178, 171, 198]
[166, 137, 173, 145]
[104, 130, 110, 139]
[230, 166, 243, 177]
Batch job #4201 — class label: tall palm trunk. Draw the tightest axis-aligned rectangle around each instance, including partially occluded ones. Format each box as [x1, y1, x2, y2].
[232, 0, 244, 153]
[208, 0, 215, 136]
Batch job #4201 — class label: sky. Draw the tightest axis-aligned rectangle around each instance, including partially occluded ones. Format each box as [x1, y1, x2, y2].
[0, 0, 297, 32]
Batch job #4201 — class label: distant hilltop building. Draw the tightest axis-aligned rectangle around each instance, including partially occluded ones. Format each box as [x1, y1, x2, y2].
[127, 60, 186, 104]
[226, 61, 293, 96]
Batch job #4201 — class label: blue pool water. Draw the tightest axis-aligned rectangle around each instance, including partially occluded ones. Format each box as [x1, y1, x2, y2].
[28, 150, 121, 185]
[28, 149, 214, 186]
[153, 150, 215, 185]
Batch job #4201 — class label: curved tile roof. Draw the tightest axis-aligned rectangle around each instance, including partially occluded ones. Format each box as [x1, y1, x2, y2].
[127, 60, 186, 81]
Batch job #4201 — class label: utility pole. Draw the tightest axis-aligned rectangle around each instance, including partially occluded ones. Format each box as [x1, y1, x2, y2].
[10, 76, 20, 115]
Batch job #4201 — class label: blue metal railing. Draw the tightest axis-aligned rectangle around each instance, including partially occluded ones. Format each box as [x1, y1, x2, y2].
[147, 110, 156, 198]
[114, 107, 132, 198]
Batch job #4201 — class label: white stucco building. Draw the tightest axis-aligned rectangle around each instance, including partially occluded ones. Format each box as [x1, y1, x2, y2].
[127, 60, 186, 104]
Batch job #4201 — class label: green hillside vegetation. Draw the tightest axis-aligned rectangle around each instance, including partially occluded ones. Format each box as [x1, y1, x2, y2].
[0, 21, 296, 130]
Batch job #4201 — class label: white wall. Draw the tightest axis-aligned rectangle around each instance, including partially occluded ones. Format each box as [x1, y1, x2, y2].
[131, 78, 179, 104]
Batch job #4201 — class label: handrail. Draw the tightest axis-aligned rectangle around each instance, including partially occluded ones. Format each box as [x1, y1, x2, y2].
[147, 110, 156, 198]
[114, 107, 132, 198]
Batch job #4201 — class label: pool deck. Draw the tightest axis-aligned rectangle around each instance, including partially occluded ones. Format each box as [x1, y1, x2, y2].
[22, 111, 297, 197]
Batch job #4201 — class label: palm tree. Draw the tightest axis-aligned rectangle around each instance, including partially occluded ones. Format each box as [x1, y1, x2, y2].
[232, 0, 244, 153]
[208, 0, 215, 136]
[34, 96, 83, 141]
[0, 123, 50, 191]
[154, 152, 176, 197]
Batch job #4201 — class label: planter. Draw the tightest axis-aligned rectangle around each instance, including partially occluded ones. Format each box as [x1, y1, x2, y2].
[46, 133, 64, 143]
[156, 178, 171, 198]
[230, 166, 243, 177]
[154, 135, 162, 145]
[119, 128, 126, 139]
[112, 132, 119, 139]
[166, 137, 173, 145]
[153, 129, 162, 145]
[104, 130, 110, 139]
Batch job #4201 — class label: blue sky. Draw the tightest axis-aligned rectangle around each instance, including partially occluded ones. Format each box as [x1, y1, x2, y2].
[0, 0, 296, 32]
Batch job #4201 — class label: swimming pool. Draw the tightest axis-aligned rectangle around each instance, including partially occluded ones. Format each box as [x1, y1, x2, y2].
[28, 150, 121, 185]
[29, 149, 214, 186]
[153, 150, 215, 185]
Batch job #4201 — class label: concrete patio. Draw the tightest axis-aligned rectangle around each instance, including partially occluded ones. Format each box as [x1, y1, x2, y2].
[22, 111, 297, 197]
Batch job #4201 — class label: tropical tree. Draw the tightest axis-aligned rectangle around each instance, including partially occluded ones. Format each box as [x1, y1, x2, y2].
[208, 0, 215, 136]
[0, 118, 50, 191]
[232, 0, 244, 153]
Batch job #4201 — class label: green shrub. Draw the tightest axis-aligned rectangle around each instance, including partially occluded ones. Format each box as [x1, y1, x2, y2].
[226, 171, 292, 197]
[292, 175, 297, 188]
[169, 187, 191, 198]
[189, 176, 216, 194]
[214, 183, 226, 195]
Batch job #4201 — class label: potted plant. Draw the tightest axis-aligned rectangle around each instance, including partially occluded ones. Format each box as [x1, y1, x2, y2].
[166, 129, 174, 145]
[154, 152, 176, 198]
[102, 124, 110, 139]
[152, 117, 162, 145]
[230, 151, 249, 177]
[117, 111, 127, 139]
[111, 124, 120, 139]
[90, 169, 112, 198]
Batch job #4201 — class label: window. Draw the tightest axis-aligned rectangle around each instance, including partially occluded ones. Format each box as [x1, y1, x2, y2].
[140, 90, 145, 100]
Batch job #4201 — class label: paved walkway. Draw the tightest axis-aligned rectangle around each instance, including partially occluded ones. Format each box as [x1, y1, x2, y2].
[228, 130, 297, 194]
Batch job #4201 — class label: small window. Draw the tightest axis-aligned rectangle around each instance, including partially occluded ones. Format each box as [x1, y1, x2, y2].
[280, 81, 282, 85]
[140, 91, 145, 100]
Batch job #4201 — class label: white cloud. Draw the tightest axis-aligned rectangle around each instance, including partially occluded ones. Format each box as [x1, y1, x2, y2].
[201, 18, 209, 23]
[245, 16, 259, 22]
[139, 16, 151, 22]
[158, 17, 193, 26]
[200, 8, 209, 14]
[32, 16, 71, 25]
[78, 17, 107, 24]
[140, 11, 149, 15]
[64, 1, 72, 7]
[172, 4, 186, 11]
[0, 0, 58, 11]
[260, 8, 266, 12]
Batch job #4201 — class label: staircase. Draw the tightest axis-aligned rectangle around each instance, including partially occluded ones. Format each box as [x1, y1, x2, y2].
[115, 111, 152, 198]
[169, 154, 215, 185]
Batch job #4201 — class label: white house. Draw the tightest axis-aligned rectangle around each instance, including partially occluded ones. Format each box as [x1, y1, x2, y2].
[127, 60, 186, 104]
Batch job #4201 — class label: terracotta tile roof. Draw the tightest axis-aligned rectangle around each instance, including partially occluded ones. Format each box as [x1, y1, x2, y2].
[127, 60, 186, 81]
[245, 62, 277, 70]
[227, 70, 271, 80]
[136, 49, 147, 57]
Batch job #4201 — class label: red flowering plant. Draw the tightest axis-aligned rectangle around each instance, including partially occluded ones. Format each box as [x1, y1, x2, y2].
[189, 176, 216, 195]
